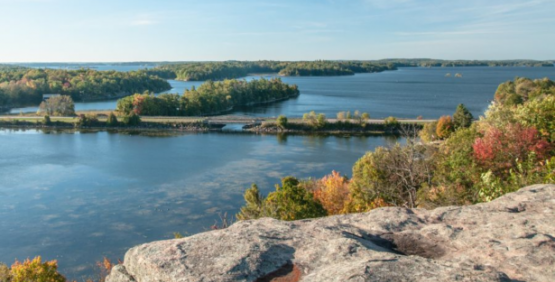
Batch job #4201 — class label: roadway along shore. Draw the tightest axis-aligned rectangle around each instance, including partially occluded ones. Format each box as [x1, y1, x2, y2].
[0, 114, 435, 135]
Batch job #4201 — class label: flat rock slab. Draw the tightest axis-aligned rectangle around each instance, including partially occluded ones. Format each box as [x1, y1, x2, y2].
[107, 184, 555, 282]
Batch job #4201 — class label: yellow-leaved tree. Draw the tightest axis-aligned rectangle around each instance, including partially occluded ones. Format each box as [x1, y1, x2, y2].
[10, 256, 65, 282]
[312, 171, 350, 215]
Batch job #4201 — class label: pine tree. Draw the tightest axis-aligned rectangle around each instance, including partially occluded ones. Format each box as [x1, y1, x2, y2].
[453, 104, 473, 129]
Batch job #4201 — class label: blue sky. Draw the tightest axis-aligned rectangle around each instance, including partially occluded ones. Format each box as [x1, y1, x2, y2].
[1, 0, 554, 62]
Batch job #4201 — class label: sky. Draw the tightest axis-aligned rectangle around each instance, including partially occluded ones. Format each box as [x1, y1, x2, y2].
[0, 0, 554, 62]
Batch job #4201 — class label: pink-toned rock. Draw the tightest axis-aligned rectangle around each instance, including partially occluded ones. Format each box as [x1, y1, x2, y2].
[107, 184, 555, 282]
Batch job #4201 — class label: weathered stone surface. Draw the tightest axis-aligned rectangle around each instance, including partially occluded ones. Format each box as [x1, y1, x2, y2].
[107, 184, 555, 282]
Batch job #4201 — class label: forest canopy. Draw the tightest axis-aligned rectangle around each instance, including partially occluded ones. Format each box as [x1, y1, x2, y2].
[116, 78, 299, 116]
[375, 59, 554, 68]
[152, 61, 396, 81]
[0, 68, 171, 108]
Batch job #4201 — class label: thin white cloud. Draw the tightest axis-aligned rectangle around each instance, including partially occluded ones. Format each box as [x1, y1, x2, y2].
[395, 30, 499, 36]
[129, 19, 158, 26]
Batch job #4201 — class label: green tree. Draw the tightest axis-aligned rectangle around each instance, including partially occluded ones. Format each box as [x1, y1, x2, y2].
[303, 111, 326, 129]
[453, 104, 473, 129]
[515, 96, 555, 142]
[38, 95, 75, 116]
[419, 121, 438, 142]
[75, 114, 99, 127]
[317, 113, 327, 128]
[336, 111, 345, 120]
[361, 112, 370, 123]
[276, 115, 288, 129]
[384, 116, 399, 129]
[122, 112, 141, 126]
[349, 142, 434, 210]
[263, 177, 327, 220]
[236, 184, 264, 220]
[106, 112, 118, 126]
[43, 115, 52, 126]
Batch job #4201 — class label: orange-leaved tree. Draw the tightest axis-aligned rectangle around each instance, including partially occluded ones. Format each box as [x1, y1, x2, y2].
[312, 171, 350, 215]
[436, 115, 455, 139]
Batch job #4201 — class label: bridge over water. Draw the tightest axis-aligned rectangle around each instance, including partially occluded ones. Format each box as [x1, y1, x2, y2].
[204, 115, 267, 125]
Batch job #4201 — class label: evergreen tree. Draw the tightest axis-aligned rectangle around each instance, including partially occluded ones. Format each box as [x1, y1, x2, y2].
[236, 184, 264, 220]
[453, 104, 473, 129]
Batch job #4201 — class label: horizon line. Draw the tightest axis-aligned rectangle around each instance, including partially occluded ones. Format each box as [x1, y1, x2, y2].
[2, 58, 554, 64]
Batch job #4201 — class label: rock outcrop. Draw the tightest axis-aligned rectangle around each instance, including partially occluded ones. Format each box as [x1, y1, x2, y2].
[107, 184, 555, 282]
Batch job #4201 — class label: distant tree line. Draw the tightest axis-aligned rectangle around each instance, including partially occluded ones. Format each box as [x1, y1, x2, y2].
[116, 78, 299, 116]
[151, 61, 396, 81]
[0, 68, 171, 108]
[375, 59, 554, 68]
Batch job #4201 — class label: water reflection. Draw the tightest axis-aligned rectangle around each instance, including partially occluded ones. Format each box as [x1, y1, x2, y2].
[0, 130, 402, 279]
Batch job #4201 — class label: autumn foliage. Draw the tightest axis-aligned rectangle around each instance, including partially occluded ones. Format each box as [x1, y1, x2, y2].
[473, 123, 551, 174]
[312, 171, 350, 215]
[10, 256, 65, 282]
[436, 115, 454, 139]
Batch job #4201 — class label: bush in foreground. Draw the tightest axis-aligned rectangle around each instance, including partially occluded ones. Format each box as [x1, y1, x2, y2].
[9, 256, 65, 282]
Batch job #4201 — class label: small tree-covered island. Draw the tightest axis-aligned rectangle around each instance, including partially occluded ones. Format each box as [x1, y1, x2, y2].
[116, 78, 299, 116]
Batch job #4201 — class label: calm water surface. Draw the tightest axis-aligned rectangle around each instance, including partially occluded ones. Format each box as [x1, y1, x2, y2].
[0, 129, 398, 279]
[10, 66, 555, 118]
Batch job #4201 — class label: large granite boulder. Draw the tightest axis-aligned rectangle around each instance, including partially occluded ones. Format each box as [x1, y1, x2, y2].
[107, 184, 555, 282]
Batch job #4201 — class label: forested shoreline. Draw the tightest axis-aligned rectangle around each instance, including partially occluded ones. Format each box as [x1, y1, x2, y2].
[376, 59, 554, 67]
[1, 59, 553, 111]
[0, 68, 171, 109]
[149, 59, 553, 81]
[151, 61, 396, 81]
[237, 77, 555, 221]
[116, 78, 299, 116]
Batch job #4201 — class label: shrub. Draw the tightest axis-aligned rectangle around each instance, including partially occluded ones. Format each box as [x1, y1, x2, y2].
[276, 115, 288, 129]
[361, 112, 370, 123]
[10, 256, 65, 282]
[263, 177, 327, 220]
[419, 126, 481, 207]
[473, 123, 551, 176]
[106, 112, 119, 127]
[236, 184, 264, 220]
[515, 96, 555, 142]
[95, 257, 114, 282]
[302, 111, 326, 129]
[436, 115, 454, 139]
[237, 177, 327, 221]
[336, 111, 345, 120]
[0, 263, 9, 282]
[43, 115, 52, 126]
[76, 114, 100, 127]
[384, 116, 399, 126]
[316, 113, 326, 128]
[419, 121, 438, 142]
[122, 113, 141, 126]
[349, 143, 434, 209]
